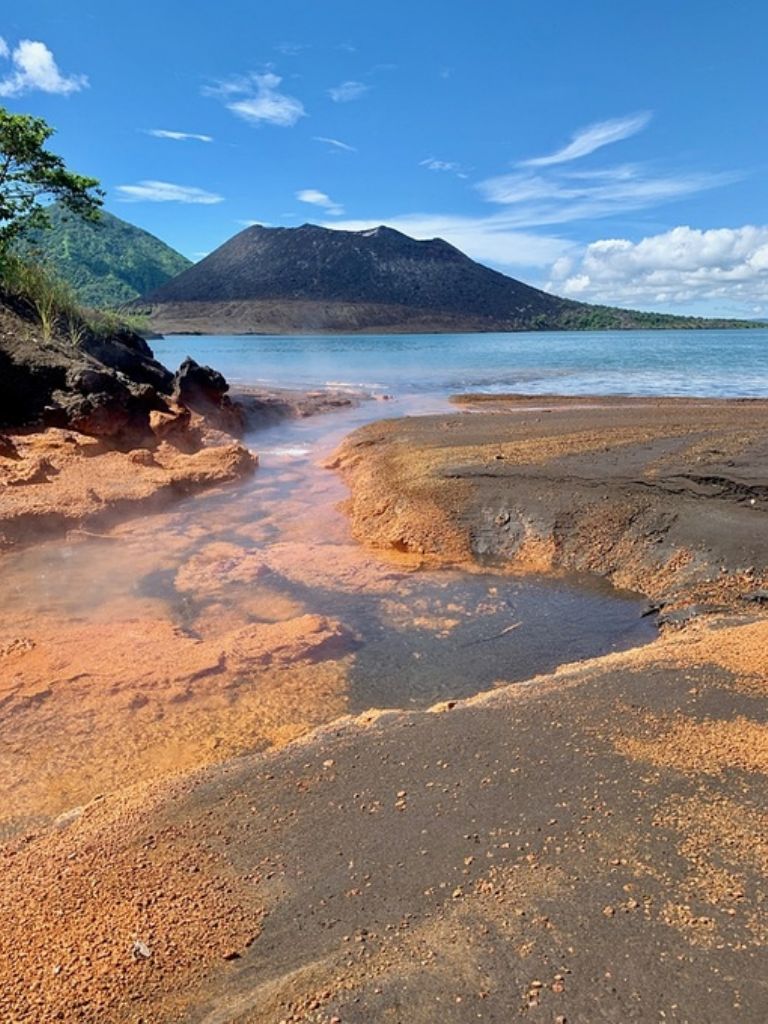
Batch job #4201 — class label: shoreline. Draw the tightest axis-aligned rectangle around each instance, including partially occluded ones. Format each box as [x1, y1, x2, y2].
[142, 298, 765, 336]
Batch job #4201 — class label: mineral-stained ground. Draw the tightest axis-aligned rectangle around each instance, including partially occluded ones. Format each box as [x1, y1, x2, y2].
[2, 395, 768, 1023]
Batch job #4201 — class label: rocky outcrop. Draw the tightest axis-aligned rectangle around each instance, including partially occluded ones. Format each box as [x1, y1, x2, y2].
[0, 292, 259, 548]
[0, 292, 245, 441]
[172, 356, 245, 436]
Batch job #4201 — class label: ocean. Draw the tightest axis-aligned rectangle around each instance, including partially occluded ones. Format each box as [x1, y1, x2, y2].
[153, 327, 768, 399]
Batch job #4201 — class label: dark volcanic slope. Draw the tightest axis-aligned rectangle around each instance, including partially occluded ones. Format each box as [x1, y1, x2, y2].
[146, 224, 567, 323]
[143, 224, 756, 334]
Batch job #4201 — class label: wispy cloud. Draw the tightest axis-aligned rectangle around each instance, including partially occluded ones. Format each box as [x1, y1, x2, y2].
[205, 72, 305, 127]
[313, 135, 357, 153]
[476, 166, 737, 228]
[521, 112, 652, 167]
[0, 36, 87, 97]
[275, 42, 307, 57]
[470, 112, 737, 234]
[328, 80, 369, 102]
[297, 188, 344, 216]
[547, 224, 768, 313]
[325, 185, 745, 278]
[116, 180, 224, 204]
[146, 129, 213, 143]
[419, 158, 467, 178]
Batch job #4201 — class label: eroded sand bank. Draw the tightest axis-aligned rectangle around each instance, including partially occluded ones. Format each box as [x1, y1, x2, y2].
[2, 396, 768, 1022]
[332, 394, 768, 613]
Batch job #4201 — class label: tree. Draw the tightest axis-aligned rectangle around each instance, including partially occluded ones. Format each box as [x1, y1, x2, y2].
[0, 105, 103, 252]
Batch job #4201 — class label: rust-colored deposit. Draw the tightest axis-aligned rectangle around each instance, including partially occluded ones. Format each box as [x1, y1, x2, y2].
[2, 395, 768, 1023]
[0, 426, 256, 549]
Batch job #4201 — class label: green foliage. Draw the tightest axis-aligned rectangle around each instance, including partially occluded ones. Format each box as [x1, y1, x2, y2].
[0, 106, 103, 250]
[17, 202, 192, 307]
[554, 303, 762, 332]
[0, 252, 146, 342]
[0, 251, 81, 340]
[87, 306, 151, 336]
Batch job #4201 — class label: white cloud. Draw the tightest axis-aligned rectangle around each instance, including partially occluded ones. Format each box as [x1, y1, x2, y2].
[419, 158, 467, 178]
[0, 38, 88, 97]
[475, 117, 738, 236]
[205, 72, 305, 127]
[521, 112, 652, 167]
[324, 213, 573, 269]
[313, 135, 357, 152]
[116, 180, 224, 204]
[147, 129, 213, 142]
[420, 159, 459, 172]
[476, 166, 737, 228]
[328, 80, 368, 102]
[547, 225, 768, 311]
[297, 189, 344, 215]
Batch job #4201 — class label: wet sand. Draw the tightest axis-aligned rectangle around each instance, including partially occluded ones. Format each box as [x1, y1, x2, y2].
[2, 395, 767, 1022]
[333, 394, 768, 612]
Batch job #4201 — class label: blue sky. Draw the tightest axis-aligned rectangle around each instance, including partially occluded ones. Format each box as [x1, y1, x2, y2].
[2, 0, 767, 316]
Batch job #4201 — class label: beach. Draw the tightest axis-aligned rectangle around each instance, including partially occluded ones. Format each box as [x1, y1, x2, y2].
[2, 388, 767, 1022]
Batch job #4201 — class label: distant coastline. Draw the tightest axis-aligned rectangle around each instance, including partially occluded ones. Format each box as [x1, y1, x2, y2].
[140, 297, 762, 337]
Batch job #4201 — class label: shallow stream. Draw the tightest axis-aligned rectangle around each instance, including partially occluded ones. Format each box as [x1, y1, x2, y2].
[2, 395, 654, 712]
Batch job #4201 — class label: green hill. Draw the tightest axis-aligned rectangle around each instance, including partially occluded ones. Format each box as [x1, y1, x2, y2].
[17, 204, 192, 308]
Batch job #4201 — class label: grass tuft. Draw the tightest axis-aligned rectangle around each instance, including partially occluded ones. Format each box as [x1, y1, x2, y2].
[0, 252, 147, 341]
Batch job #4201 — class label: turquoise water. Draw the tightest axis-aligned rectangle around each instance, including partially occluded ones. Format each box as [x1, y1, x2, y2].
[153, 328, 768, 398]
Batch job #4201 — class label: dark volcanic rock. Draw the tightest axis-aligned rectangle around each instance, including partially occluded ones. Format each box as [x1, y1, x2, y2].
[173, 357, 245, 436]
[0, 292, 240, 439]
[173, 357, 228, 408]
[0, 297, 172, 437]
